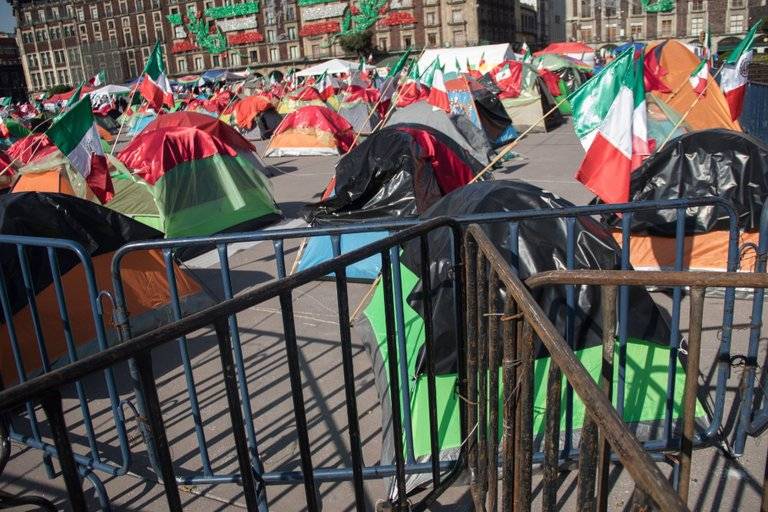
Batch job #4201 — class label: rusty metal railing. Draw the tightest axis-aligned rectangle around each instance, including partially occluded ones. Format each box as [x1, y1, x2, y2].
[464, 224, 768, 511]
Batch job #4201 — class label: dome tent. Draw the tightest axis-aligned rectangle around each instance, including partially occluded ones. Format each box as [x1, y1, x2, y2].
[359, 180, 698, 495]
[264, 105, 355, 157]
[115, 112, 281, 238]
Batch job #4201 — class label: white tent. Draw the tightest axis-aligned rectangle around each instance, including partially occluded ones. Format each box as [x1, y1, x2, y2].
[417, 43, 514, 74]
[295, 58, 373, 77]
[90, 84, 131, 98]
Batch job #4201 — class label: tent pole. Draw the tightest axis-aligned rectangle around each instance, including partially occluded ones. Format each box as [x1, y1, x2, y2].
[350, 275, 381, 324]
[109, 85, 142, 157]
[289, 236, 309, 275]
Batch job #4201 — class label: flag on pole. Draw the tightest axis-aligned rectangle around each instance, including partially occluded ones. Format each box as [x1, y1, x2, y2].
[688, 58, 709, 95]
[46, 94, 113, 203]
[378, 48, 411, 102]
[478, 52, 487, 72]
[420, 58, 441, 87]
[139, 42, 174, 109]
[631, 52, 651, 168]
[455, 56, 463, 74]
[426, 65, 450, 112]
[316, 70, 335, 100]
[66, 81, 85, 108]
[89, 70, 106, 86]
[521, 42, 532, 63]
[571, 49, 642, 204]
[721, 20, 763, 121]
[396, 61, 428, 108]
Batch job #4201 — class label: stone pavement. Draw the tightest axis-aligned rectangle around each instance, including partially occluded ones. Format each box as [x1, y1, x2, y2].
[1, 122, 766, 511]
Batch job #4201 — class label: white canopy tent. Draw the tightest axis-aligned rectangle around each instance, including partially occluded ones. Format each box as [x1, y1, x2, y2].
[90, 84, 131, 98]
[416, 43, 514, 74]
[295, 58, 374, 77]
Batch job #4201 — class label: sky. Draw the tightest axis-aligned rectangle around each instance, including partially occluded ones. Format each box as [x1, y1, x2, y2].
[1, 1, 15, 33]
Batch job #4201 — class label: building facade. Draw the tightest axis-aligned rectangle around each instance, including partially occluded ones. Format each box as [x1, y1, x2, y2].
[0, 33, 28, 102]
[12, 0, 552, 96]
[565, 0, 766, 52]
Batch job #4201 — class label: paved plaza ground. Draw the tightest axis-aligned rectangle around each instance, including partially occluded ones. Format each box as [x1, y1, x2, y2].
[2, 122, 767, 511]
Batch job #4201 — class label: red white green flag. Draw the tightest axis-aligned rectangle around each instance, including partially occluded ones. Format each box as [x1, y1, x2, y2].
[315, 70, 335, 100]
[89, 70, 106, 87]
[721, 20, 763, 121]
[426, 64, 450, 112]
[572, 48, 645, 204]
[688, 59, 709, 95]
[139, 42, 173, 110]
[46, 94, 113, 203]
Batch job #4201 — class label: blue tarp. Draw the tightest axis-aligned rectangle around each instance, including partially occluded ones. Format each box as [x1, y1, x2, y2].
[128, 113, 157, 135]
[297, 231, 390, 281]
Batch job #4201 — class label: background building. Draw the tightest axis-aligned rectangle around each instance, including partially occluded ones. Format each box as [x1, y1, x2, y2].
[0, 32, 27, 101]
[565, 0, 768, 54]
[12, 0, 555, 96]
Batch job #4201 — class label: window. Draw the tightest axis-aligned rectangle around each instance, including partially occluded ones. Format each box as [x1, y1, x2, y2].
[79, 25, 87, 35]
[425, 11, 436, 25]
[580, 0, 591, 17]
[660, 19, 672, 37]
[580, 25, 593, 41]
[66, 5, 73, 18]
[138, 14, 146, 25]
[105, 2, 113, 16]
[289, 45, 299, 59]
[267, 29, 276, 42]
[41, 52, 49, 66]
[124, 26, 133, 45]
[451, 9, 463, 23]
[630, 22, 643, 38]
[427, 32, 437, 46]
[153, 11, 162, 22]
[690, 17, 704, 36]
[24, 12, 32, 24]
[51, 6, 59, 18]
[135, 0, 144, 11]
[119, 0, 128, 14]
[605, 23, 617, 40]
[152, 0, 161, 9]
[229, 51, 240, 66]
[212, 54, 220, 67]
[31, 73, 40, 89]
[176, 57, 187, 72]
[312, 44, 320, 58]
[604, 1, 616, 16]
[49, 27, 61, 40]
[204, 1, 214, 9]
[453, 29, 465, 46]
[287, 26, 297, 40]
[142, 46, 150, 59]
[285, 6, 296, 21]
[107, 20, 115, 30]
[266, 10, 276, 25]
[730, 14, 744, 33]
[45, 70, 54, 85]
[155, 24, 163, 41]
[27, 54, 37, 69]
[630, 0, 643, 14]
[57, 69, 67, 83]
[90, 5, 98, 19]
[55, 49, 65, 64]
[404, 35, 412, 47]
[38, 9, 44, 20]
[195, 56, 204, 70]
[64, 25, 74, 37]
[269, 47, 279, 61]
[22, 32, 32, 43]
[77, 7, 84, 21]
[731, 0, 744, 6]
[691, 0, 704, 10]
[378, 37, 387, 51]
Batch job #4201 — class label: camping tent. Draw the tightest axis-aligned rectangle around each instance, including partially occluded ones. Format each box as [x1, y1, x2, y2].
[90, 84, 131, 101]
[0, 192, 211, 383]
[233, 95, 282, 140]
[646, 40, 739, 131]
[417, 44, 514, 74]
[297, 126, 483, 280]
[607, 129, 768, 273]
[115, 112, 281, 238]
[535, 41, 596, 67]
[444, 76, 518, 147]
[295, 58, 373, 77]
[532, 54, 593, 115]
[385, 100, 493, 168]
[337, 93, 380, 133]
[265, 105, 355, 157]
[360, 180, 693, 495]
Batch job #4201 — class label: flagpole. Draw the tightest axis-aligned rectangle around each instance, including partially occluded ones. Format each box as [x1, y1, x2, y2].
[657, 64, 727, 151]
[468, 95, 570, 184]
[109, 84, 143, 156]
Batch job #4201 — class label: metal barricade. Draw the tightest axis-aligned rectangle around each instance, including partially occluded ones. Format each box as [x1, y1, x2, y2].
[1, 195, 756, 509]
[0, 235, 132, 510]
[464, 223, 768, 510]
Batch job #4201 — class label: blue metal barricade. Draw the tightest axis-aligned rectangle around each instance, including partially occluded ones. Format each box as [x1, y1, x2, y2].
[2, 195, 755, 509]
[0, 235, 132, 510]
[740, 82, 768, 145]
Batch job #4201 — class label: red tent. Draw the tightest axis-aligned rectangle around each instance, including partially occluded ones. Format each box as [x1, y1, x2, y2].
[535, 42, 595, 56]
[265, 105, 354, 157]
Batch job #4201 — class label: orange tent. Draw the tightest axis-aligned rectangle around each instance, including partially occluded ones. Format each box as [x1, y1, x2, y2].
[646, 40, 739, 131]
[234, 95, 275, 130]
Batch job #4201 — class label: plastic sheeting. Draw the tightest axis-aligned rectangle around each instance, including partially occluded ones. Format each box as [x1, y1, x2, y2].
[400, 180, 671, 375]
[303, 127, 481, 225]
[0, 192, 161, 320]
[620, 129, 768, 234]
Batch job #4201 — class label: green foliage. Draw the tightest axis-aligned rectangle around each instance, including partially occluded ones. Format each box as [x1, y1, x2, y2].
[204, 2, 260, 20]
[640, 0, 674, 13]
[166, 13, 182, 25]
[338, 29, 375, 57]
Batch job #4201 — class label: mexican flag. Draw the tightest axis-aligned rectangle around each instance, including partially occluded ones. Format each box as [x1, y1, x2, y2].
[572, 49, 644, 204]
[631, 53, 651, 168]
[420, 58, 441, 88]
[379, 48, 411, 102]
[521, 42, 532, 63]
[66, 81, 84, 108]
[315, 70, 335, 100]
[139, 42, 173, 110]
[396, 61, 427, 108]
[688, 59, 709, 95]
[426, 65, 450, 112]
[89, 70, 106, 86]
[721, 20, 763, 121]
[46, 95, 113, 203]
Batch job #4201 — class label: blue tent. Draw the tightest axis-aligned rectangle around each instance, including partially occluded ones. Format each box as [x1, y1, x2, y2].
[296, 231, 390, 281]
[127, 112, 157, 135]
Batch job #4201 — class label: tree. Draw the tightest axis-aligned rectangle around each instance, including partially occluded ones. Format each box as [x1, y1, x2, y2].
[47, 84, 72, 96]
[338, 29, 375, 58]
